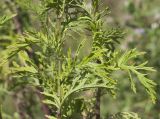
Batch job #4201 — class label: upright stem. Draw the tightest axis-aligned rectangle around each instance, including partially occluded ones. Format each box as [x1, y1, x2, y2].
[92, 1, 102, 118]
[57, 60, 61, 119]
[56, 10, 63, 119]
[95, 88, 101, 119]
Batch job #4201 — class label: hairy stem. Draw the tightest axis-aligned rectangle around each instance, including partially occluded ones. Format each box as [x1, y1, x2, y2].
[92, 1, 101, 118]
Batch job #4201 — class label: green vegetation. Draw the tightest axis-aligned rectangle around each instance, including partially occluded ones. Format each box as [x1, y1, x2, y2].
[0, 0, 159, 119]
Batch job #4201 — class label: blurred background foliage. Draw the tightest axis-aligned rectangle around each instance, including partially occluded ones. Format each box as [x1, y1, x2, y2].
[0, 0, 159, 119]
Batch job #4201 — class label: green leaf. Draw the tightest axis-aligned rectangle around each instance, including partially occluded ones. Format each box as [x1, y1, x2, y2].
[41, 92, 60, 108]
[128, 70, 136, 93]
[118, 49, 144, 66]
[11, 66, 38, 74]
[117, 49, 157, 103]
[0, 14, 17, 26]
[43, 99, 59, 109]
[61, 73, 116, 107]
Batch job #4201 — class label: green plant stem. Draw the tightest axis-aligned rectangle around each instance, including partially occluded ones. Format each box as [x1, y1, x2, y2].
[92, 1, 101, 118]
[56, 7, 64, 118]
[57, 60, 62, 119]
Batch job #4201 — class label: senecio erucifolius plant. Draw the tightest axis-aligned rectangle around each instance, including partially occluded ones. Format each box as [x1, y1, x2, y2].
[0, 0, 157, 119]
